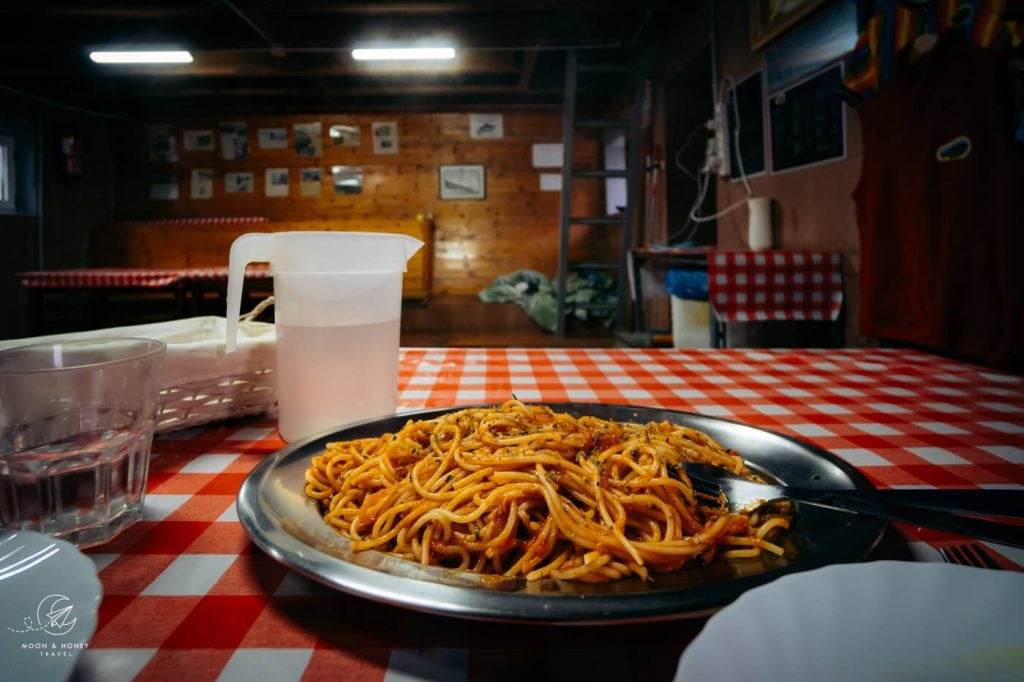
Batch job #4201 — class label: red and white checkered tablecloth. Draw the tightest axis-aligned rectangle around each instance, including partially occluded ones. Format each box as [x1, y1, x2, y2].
[113, 217, 269, 229]
[68, 348, 1022, 681]
[709, 251, 844, 322]
[17, 268, 187, 289]
[178, 266, 271, 282]
[16, 266, 271, 289]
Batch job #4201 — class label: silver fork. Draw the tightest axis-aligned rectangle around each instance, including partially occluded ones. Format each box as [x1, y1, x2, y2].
[682, 462, 1024, 549]
[939, 542, 1002, 570]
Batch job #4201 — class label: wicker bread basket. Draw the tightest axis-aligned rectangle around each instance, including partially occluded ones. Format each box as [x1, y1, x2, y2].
[0, 317, 276, 433]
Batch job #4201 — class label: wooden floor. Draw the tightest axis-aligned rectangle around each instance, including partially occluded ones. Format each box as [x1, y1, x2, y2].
[400, 295, 620, 348]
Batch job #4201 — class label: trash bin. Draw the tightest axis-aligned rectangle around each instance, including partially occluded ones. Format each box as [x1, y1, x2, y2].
[666, 268, 710, 348]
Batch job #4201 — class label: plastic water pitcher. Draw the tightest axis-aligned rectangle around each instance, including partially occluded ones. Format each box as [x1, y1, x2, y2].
[224, 231, 423, 442]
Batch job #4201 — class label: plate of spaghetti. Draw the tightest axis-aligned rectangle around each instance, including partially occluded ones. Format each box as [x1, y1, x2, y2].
[237, 401, 884, 623]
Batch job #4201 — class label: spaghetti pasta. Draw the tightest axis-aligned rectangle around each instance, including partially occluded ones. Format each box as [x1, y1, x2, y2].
[304, 400, 791, 583]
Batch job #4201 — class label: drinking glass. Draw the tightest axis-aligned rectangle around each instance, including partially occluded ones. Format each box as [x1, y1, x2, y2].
[0, 337, 166, 547]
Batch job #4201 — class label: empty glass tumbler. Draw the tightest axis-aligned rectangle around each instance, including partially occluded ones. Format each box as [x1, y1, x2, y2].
[0, 338, 166, 547]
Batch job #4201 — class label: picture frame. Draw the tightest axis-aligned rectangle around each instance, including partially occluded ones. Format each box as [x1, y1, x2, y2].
[331, 165, 363, 195]
[219, 121, 249, 160]
[439, 164, 486, 200]
[293, 121, 323, 157]
[224, 171, 254, 193]
[750, 0, 827, 51]
[146, 125, 177, 163]
[469, 113, 503, 139]
[329, 124, 361, 147]
[190, 168, 214, 199]
[299, 167, 322, 196]
[372, 121, 398, 154]
[182, 130, 215, 152]
[257, 127, 288, 149]
[265, 168, 289, 197]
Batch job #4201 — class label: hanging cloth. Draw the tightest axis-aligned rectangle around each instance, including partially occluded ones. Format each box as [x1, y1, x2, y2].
[854, 34, 1024, 371]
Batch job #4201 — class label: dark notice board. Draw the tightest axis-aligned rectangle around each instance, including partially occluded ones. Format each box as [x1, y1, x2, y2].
[728, 70, 765, 180]
[769, 64, 845, 172]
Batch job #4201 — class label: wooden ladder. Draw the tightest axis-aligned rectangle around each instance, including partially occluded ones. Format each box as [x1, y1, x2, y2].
[555, 48, 646, 337]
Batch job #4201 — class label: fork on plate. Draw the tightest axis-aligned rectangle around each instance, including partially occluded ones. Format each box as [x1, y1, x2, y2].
[681, 462, 1024, 549]
[939, 542, 1002, 570]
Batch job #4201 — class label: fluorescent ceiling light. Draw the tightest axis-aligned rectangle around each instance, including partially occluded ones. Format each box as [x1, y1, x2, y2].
[351, 47, 455, 61]
[89, 51, 194, 64]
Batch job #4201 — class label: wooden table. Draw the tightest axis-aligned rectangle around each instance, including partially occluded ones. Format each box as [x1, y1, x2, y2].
[67, 347, 1023, 681]
[630, 249, 844, 346]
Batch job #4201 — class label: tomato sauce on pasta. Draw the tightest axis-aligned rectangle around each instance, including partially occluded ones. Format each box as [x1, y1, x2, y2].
[304, 400, 790, 583]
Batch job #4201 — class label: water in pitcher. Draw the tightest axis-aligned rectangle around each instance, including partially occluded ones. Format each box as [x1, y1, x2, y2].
[275, 318, 402, 441]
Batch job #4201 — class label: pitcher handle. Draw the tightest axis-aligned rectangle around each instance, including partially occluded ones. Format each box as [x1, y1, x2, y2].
[225, 233, 273, 352]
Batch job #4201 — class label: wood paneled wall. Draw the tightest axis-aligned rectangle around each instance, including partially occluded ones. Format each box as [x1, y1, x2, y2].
[91, 217, 434, 299]
[110, 111, 614, 296]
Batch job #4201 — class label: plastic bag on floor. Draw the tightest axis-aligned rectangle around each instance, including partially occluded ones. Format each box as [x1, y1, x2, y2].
[478, 269, 616, 332]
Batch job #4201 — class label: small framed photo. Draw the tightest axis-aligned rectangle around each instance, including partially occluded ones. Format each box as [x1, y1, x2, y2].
[265, 168, 289, 197]
[258, 127, 288, 149]
[183, 130, 215, 152]
[469, 113, 503, 139]
[329, 124, 361, 147]
[439, 164, 486, 200]
[331, 165, 363, 195]
[299, 167, 322, 196]
[224, 172, 254, 194]
[372, 121, 398, 154]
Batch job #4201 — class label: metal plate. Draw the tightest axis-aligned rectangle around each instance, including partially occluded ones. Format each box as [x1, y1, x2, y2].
[236, 404, 885, 624]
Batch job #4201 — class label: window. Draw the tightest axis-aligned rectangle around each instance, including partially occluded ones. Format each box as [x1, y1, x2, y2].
[0, 134, 14, 212]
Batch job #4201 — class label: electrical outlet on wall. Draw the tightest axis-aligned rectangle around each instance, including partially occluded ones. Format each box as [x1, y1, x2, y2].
[711, 103, 729, 178]
[701, 110, 729, 177]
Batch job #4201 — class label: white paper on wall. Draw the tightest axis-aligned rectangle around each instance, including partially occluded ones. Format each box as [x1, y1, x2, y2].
[539, 173, 562, 191]
[531, 143, 563, 168]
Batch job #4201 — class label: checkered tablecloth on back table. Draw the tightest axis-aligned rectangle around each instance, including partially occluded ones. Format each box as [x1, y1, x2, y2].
[709, 251, 844, 321]
[17, 268, 187, 289]
[16, 266, 271, 289]
[69, 347, 1023, 681]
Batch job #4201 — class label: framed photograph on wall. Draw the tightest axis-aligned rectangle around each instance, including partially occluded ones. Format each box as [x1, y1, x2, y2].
[183, 130, 215, 152]
[190, 168, 214, 199]
[293, 121, 323, 157]
[224, 171, 254, 193]
[439, 164, 485, 200]
[469, 113, 503, 139]
[331, 165, 363, 195]
[258, 127, 288, 149]
[750, 0, 827, 51]
[146, 125, 177, 163]
[299, 168, 322, 196]
[372, 121, 398, 154]
[329, 124, 361, 147]
[219, 121, 249, 160]
[265, 168, 290, 197]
